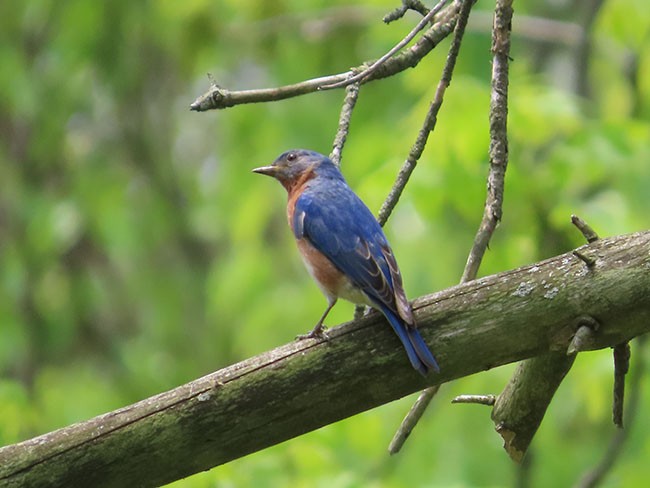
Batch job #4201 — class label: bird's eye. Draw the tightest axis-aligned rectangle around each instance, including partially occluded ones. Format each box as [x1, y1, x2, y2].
[286, 153, 296, 162]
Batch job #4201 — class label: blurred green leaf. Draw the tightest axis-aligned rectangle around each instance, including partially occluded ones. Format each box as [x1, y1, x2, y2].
[0, 0, 649, 486]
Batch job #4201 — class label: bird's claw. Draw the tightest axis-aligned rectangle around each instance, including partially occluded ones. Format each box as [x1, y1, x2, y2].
[296, 325, 329, 341]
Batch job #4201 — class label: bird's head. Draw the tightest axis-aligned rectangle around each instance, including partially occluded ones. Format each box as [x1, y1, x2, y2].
[253, 149, 340, 191]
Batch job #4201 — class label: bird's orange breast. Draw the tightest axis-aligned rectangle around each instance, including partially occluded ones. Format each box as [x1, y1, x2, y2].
[296, 238, 345, 296]
[285, 169, 316, 228]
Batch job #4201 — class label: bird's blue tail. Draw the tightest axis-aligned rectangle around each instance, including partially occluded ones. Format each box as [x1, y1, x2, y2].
[381, 307, 439, 376]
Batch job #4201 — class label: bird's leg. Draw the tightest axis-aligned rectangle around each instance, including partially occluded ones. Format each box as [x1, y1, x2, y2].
[297, 298, 337, 340]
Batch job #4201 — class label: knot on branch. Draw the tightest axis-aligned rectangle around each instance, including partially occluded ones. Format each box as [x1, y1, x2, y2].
[572, 249, 597, 268]
[190, 81, 228, 111]
[567, 315, 601, 355]
[570, 215, 601, 268]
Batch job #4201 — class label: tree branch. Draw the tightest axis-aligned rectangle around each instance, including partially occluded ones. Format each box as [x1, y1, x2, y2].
[452, 394, 496, 405]
[384, 0, 432, 23]
[491, 351, 577, 462]
[575, 337, 645, 488]
[390, 0, 508, 452]
[611, 341, 630, 428]
[1, 231, 649, 488]
[189, 1, 462, 111]
[461, 0, 512, 282]
[322, 0, 449, 89]
[329, 82, 360, 166]
[378, 0, 474, 227]
[490, 214, 602, 462]
[572, 214, 600, 243]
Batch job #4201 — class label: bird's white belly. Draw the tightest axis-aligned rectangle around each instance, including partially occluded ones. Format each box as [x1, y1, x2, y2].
[335, 276, 375, 308]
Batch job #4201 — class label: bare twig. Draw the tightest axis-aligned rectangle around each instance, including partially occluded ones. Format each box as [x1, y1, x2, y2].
[190, 2, 462, 111]
[190, 74, 346, 112]
[612, 342, 630, 428]
[385, 0, 475, 454]
[384, 0, 431, 24]
[377, 0, 473, 227]
[575, 338, 645, 488]
[330, 83, 360, 167]
[571, 214, 600, 243]
[388, 385, 439, 454]
[451, 394, 496, 405]
[567, 316, 600, 355]
[572, 250, 597, 268]
[461, 0, 513, 282]
[483, 39, 567, 457]
[390, 0, 510, 453]
[323, 0, 449, 89]
[329, 83, 360, 317]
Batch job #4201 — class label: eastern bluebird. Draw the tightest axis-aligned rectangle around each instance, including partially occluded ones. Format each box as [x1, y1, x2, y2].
[253, 149, 439, 375]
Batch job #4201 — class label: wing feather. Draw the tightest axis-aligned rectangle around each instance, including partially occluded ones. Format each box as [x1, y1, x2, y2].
[294, 179, 409, 319]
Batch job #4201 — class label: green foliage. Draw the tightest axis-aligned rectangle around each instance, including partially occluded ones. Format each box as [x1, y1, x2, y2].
[0, 0, 649, 486]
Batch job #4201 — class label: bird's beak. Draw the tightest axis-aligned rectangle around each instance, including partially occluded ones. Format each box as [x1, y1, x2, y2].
[252, 165, 278, 177]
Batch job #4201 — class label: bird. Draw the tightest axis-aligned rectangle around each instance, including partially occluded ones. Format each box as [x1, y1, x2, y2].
[253, 149, 439, 375]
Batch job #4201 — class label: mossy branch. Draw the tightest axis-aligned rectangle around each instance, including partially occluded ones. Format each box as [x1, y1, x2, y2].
[1, 231, 649, 488]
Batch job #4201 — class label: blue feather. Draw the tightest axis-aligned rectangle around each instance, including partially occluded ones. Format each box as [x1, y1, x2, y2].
[380, 306, 440, 376]
[271, 151, 438, 374]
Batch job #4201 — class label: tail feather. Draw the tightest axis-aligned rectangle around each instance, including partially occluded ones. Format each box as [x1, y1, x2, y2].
[381, 307, 439, 376]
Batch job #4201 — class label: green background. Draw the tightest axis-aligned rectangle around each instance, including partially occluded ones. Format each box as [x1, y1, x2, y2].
[1, 0, 649, 486]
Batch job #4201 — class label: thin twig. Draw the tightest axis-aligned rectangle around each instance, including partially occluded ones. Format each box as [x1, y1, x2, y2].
[612, 342, 630, 428]
[574, 338, 645, 488]
[378, 0, 473, 226]
[388, 385, 439, 454]
[461, 0, 513, 282]
[330, 83, 360, 167]
[190, 2, 462, 112]
[327, 3, 457, 360]
[572, 250, 596, 268]
[322, 0, 449, 90]
[384, 0, 431, 24]
[571, 214, 600, 243]
[391, 0, 512, 453]
[451, 394, 496, 405]
[385, 0, 475, 454]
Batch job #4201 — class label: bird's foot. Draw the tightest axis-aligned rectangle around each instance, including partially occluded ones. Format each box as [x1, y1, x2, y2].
[296, 324, 329, 341]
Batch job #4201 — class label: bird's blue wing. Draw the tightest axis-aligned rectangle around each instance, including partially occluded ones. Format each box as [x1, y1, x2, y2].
[292, 177, 438, 375]
[292, 180, 411, 322]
